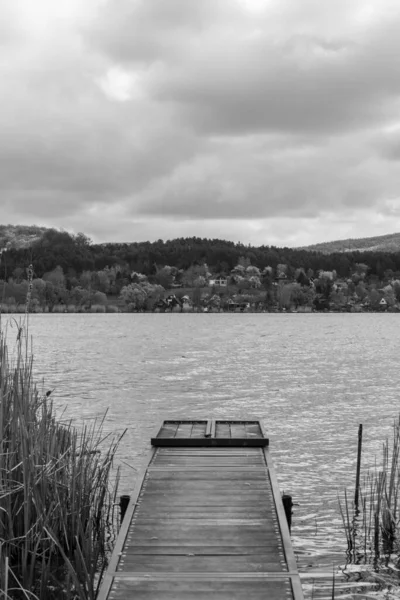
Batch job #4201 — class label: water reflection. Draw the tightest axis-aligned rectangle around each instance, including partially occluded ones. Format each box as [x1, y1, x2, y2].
[11, 312, 400, 599]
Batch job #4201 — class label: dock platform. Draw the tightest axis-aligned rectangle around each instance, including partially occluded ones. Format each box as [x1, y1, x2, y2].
[98, 419, 303, 600]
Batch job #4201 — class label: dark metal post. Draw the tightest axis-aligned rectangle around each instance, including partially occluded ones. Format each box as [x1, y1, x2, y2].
[119, 495, 130, 523]
[282, 494, 293, 533]
[354, 424, 363, 510]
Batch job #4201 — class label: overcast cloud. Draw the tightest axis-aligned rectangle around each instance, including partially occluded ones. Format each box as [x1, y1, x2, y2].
[1, 0, 400, 247]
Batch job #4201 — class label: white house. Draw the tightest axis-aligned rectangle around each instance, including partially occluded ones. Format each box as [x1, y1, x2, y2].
[209, 277, 228, 287]
[379, 298, 388, 309]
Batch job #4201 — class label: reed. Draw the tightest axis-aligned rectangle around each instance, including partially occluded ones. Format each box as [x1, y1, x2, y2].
[0, 321, 124, 599]
[339, 417, 400, 580]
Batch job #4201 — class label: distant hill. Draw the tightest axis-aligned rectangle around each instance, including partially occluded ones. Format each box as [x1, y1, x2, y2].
[298, 232, 400, 254]
[0, 225, 50, 250]
[2, 223, 400, 258]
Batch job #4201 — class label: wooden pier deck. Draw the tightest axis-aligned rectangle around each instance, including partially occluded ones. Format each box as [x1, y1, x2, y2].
[98, 419, 303, 600]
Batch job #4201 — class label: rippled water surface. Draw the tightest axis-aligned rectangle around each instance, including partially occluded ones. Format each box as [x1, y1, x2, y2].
[9, 313, 400, 598]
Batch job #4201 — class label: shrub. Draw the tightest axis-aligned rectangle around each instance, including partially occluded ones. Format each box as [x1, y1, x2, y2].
[14, 304, 26, 313]
[30, 305, 43, 313]
[106, 305, 119, 313]
[90, 304, 106, 313]
[51, 304, 65, 313]
[92, 291, 108, 306]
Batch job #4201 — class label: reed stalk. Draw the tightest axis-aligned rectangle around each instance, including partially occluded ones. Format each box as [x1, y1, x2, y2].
[0, 318, 124, 599]
[339, 417, 400, 581]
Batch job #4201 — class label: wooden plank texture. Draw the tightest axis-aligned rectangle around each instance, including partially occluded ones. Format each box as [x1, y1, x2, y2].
[98, 421, 303, 600]
[108, 576, 294, 600]
[151, 418, 269, 446]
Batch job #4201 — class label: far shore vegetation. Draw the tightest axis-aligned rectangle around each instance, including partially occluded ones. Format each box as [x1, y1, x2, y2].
[0, 315, 124, 598]
[1, 229, 400, 314]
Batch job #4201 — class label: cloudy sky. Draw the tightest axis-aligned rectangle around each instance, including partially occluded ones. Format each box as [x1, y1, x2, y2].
[2, 0, 400, 247]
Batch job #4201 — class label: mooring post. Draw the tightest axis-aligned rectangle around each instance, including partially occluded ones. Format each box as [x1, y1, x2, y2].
[354, 424, 363, 511]
[119, 495, 130, 523]
[282, 494, 293, 533]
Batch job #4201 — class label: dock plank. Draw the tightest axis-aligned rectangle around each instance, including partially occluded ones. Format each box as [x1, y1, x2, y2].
[122, 545, 283, 555]
[117, 555, 287, 572]
[98, 419, 303, 600]
[108, 578, 293, 600]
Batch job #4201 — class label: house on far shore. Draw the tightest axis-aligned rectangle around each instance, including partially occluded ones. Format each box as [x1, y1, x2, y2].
[181, 295, 193, 312]
[154, 294, 183, 312]
[226, 299, 250, 312]
[209, 276, 228, 287]
[379, 297, 388, 310]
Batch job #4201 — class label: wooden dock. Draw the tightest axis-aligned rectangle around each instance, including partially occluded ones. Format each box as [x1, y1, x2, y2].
[98, 419, 303, 600]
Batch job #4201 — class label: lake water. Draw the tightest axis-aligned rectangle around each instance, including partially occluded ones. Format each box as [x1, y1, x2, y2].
[5, 313, 400, 598]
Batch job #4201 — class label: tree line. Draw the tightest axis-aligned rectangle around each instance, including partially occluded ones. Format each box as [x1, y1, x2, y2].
[1, 229, 400, 279]
[0, 228, 400, 312]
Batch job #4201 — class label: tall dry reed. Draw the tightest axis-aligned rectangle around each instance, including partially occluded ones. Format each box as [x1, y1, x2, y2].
[339, 417, 400, 577]
[0, 320, 124, 599]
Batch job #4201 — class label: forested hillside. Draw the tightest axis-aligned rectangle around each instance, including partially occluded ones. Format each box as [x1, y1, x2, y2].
[300, 232, 400, 254]
[1, 227, 400, 314]
[0, 225, 49, 250]
[1, 228, 400, 281]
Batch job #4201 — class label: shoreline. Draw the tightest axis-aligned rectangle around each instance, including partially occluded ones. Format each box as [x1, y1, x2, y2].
[0, 307, 397, 314]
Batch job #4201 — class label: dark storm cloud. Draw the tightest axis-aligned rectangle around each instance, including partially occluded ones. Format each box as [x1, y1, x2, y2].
[0, 54, 201, 199]
[125, 125, 398, 222]
[86, 0, 234, 65]
[0, 0, 399, 246]
[88, 0, 400, 136]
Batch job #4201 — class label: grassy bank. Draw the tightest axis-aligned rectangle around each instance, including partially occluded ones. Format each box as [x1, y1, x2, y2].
[0, 319, 124, 599]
